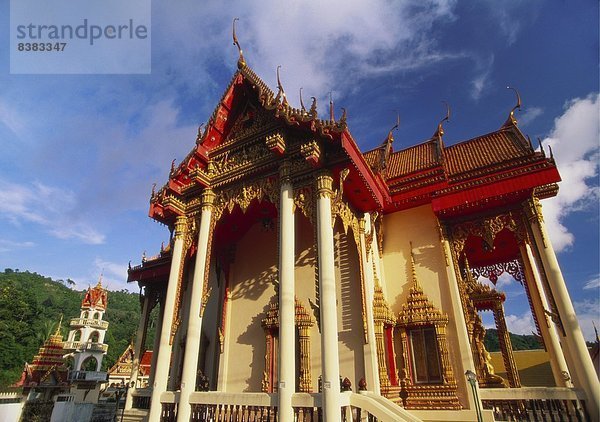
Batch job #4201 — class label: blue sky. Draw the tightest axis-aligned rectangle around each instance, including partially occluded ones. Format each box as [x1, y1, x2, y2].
[0, 1, 598, 340]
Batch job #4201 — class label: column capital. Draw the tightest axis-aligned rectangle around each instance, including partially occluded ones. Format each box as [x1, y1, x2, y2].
[523, 196, 544, 223]
[202, 189, 216, 210]
[315, 171, 333, 198]
[359, 218, 366, 234]
[174, 215, 187, 240]
[280, 160, 292, 184]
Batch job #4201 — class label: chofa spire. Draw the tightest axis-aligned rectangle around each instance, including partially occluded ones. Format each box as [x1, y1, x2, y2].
[433, 101, 450, 140]
[232, 18, 246, 68]
[502, 86, 521, 128]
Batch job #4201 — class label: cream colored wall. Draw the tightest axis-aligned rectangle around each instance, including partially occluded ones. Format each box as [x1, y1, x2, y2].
[382, 204, 469, 403]
[225, 222, 277, 392]
[334, 223, 365, 389]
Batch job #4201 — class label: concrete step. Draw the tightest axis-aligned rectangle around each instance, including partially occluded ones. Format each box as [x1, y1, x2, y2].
[120, 409, 148, 422]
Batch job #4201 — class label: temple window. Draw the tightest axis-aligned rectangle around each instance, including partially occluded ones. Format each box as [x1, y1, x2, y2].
[261, 296, 314, 393]
[408, 326, 442, 384]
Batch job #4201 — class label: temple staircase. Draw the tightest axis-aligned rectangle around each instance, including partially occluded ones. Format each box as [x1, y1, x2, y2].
[120, 408, 148, 422]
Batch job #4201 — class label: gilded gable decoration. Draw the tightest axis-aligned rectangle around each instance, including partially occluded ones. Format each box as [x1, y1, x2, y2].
[395, 245, 461, 410]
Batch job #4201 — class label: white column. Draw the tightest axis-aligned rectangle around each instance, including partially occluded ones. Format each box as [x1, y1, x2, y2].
[439, 227, 482, 412]
[125, 290, 152, 410]
[521, 243, 571, 387]
[359, 215, 381, 393]
[278, 165, 295, 422]
[177, 190, 215, 422]
[316, 172, 341, 422]
[526, 199, 599, 419]
[149, 298, 165, 386]
[148, 216, 188, 422]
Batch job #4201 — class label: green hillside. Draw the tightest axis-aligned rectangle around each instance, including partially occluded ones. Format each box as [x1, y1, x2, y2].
[484, 328, 542, 352]
[0, 269, 145, 388]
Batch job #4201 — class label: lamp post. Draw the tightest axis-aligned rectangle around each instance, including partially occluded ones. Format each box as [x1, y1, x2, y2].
[465, 370, 483, 422]
[114, 381, 130, 422]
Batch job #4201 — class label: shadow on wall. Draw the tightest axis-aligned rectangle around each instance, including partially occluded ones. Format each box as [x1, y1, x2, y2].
[236, 300, 272, 392]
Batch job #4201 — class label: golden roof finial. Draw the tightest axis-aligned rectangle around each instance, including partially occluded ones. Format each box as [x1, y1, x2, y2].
[329, 91, 335, 122]
[276, 65, 288, 106]
[377, 113, 399, 173]
[433, 101, 450, 139]
[503, 86, 522, 127]
[299, 87, 306, 111]
[232, 18, 246, 68]
[54, 314, 63, 336]
[463, 257, 475, 283]
[409, 242, 421, 289]
[97, 271, 103, 288]
[309, 96, 318, 117]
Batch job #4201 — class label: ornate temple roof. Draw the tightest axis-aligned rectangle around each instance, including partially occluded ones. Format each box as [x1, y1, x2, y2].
[81, 277, 108, 310]
[14, 318, 68, 388]
[108, 344, 153, 378]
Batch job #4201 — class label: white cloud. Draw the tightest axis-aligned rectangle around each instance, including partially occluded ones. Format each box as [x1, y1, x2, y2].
[93, 257, 131, 292]
[152, 0, 459, 104]
[471, 55, 494, 100]
[541, 93, 600, 252]
[583, 275, 600, 290]
[0, 239, 35, 253]
[0, 99, 26, 136]
[573, 298, 600, 341]
[504, 311, 537, 336]
[0, 179, 105, 244]
[519, 106, 543, 126]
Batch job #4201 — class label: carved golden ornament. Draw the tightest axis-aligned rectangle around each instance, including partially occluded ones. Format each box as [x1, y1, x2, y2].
[373, 285, 396, 326]
[211, 141, 270, 179]
[293, 186, 315, 225]
[395, 246, 461, 410]
[170, 221, 189, 345]
[300, 140, 321, 168]
[201, 189, 216, 210]
[279, 160, 291, 183]
[265, 132, 286, 155]
[214, 177, 279, 221]
[327, 169, 368, 338]
[373, 284, 396, 390]
[218, 327, 224, 354]
[523, 196, 547, 247]
[174, 215, 188, 240]
[449, 212, 521, 256]
[199, 216, 216, 319]
[184, 215, 199, 252]
[199, 286, 212, 319]
[261, 296, 315, 393]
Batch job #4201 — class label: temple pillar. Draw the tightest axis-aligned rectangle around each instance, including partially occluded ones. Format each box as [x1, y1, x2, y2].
[525, 198, 599, 418]
[148, 296, 165, 386]
[439, 225, 482, 411]
[148, 216, 188, 422]
[492, 303, 520, 387]
[125, 289, 152, 410]
[520, 243, 571, 387]
[278, 164, 295, 422]
[316, 172, 341, 422]
[177, 189, 215, 422]
[359, 215, 381, 393]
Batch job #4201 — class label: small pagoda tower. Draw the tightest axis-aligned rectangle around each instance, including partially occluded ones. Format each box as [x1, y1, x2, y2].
[15, 317, 69, 400]
[64, 276, 109, 381]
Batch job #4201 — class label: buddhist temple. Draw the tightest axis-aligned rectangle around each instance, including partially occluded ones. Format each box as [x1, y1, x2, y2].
[124, 32, 599, 422]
